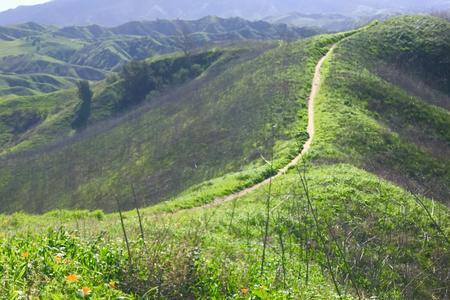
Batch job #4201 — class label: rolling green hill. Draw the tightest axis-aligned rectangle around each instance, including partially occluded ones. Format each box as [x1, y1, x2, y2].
[0, 15, 449, 300]
[0, 50, 233, 154]
[311, 15, 450, 203]
[0, 17, 318, 98]
[0, 34, 340, 213]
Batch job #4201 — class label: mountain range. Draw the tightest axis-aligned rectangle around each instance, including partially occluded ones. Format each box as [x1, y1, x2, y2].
[1, 0, 450, 26]
[0, 17, 317, 97]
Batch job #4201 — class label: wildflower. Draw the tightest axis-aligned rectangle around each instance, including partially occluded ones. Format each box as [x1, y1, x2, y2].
[108, 280, 117, 289]
[66, 274, 79, 283]
[54, 254, 63, 264]
[78, 287, 91, 297]
[240, 287, 249, 294]
[21, 251, 29, 259]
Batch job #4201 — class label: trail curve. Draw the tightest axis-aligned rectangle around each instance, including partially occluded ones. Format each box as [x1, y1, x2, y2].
[162, 45, 335, 214]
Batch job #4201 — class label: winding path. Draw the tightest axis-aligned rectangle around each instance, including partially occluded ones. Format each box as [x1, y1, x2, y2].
[162, 45, 335, 214]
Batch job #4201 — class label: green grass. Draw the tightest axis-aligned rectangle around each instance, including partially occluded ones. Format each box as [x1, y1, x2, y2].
[0, 88, 78, 154]
[0, 230, 129, 299]
[310, 15, 450, 202]
[0, 35, 341, 213]
[1, 164, 448, 299]
[0, 16, 449, 299]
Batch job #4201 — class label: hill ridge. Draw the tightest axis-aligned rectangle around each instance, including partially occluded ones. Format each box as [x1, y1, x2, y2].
[0, 17, 318, 98]
[181, 44, 336, 213]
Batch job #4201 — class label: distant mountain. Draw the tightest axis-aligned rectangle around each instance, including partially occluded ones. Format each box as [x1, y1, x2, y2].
[1, 0, 450, 26]
[264, 12, 397, 32]
[0, 17, 317, 97]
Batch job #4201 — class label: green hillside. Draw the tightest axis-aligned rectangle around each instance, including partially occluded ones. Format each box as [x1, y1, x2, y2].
[311, 15, 450, 202]
[0, 35, 341, 213]
[0, 17, 318, 98]
[0, 15, 449, 300]
[0, 50, 232, 154]
[2, 163, 448, 299]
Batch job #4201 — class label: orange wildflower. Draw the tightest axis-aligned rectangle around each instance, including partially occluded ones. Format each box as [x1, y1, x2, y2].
[66, 274, 79, 283]
[21, 251, 30, 258]
[78, 287, 91, 297]
[240, 287, 249, 294]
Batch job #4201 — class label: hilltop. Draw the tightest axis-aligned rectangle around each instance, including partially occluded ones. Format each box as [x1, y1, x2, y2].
[311, 15, 450, 202]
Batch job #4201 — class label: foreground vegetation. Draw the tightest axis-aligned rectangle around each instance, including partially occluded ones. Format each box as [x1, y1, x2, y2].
[1, 164, 449, 299]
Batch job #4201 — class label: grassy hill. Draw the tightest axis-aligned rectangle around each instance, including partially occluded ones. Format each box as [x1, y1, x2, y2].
[0, 50, 232, 154]
[0, 15, 449, 300]
[0, 17, 318, 98]
[0, 34, 341, 213]
[3, 163, 448, 299]
[311, 15, 450, 203]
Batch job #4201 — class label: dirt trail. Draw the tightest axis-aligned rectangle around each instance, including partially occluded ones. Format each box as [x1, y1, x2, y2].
[163, 45, 335, 214]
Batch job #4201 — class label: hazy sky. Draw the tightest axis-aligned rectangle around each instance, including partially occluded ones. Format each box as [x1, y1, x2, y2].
[0, 0, 50, 12]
